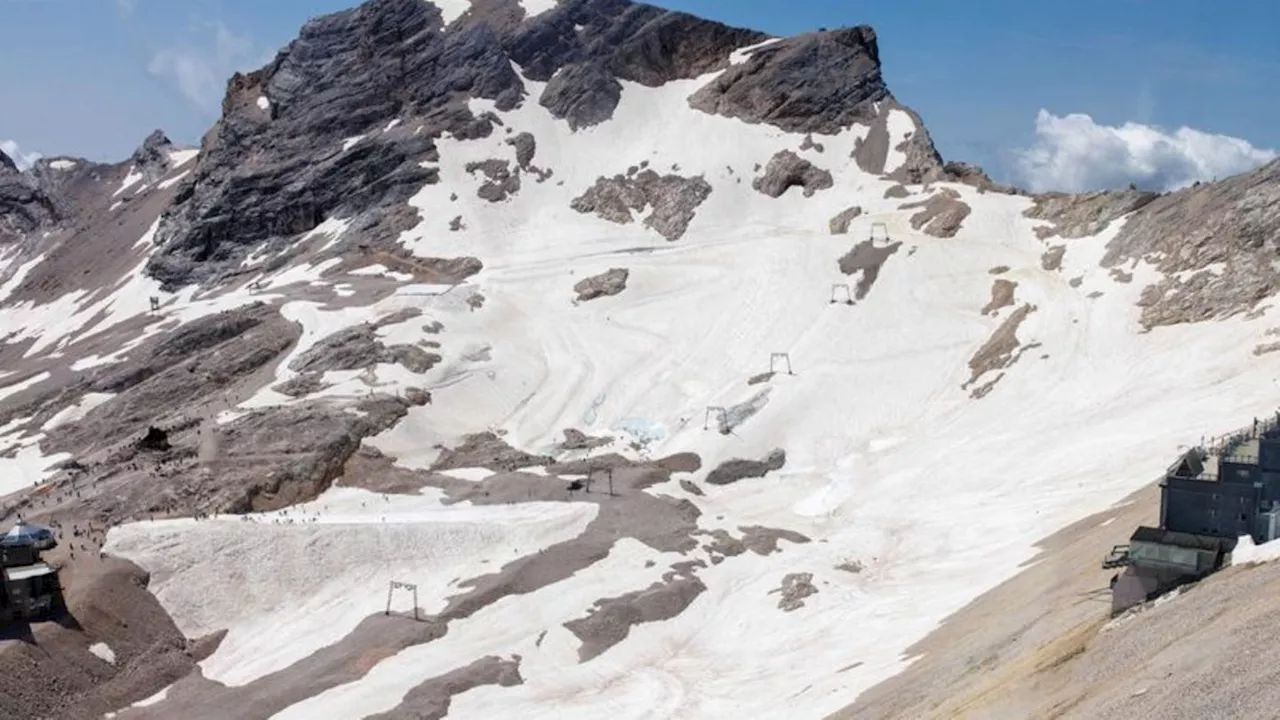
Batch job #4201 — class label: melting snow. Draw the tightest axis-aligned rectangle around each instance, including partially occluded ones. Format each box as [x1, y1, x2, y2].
[341, 135, 366, 152]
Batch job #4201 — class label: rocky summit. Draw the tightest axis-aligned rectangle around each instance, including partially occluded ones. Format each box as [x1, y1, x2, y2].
[2, 1, 1280, 719]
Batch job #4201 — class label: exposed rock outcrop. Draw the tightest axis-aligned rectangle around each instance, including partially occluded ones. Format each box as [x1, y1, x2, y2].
[772, 572, 818, 612]
[573, 268, 629, 302]
[289, 324, 441, 376]
[1104, 159, 1280, 327]
[829, 206, 863, 235]
[146, 0, 522, 289]
[540, 61, 622, 130]
[1024, 189, 1158, 239]
[705, 449, 786, 485]
[465, 159, 521, 202]
[752, 150, 833, 198]
[689, 27, 887, 134]
[901, 188, 971, 238]
[0, 149, 58, 244]
[572, 170, 711, 240]
[129, 130, 178, 185]
[943, 161, 1020, 195]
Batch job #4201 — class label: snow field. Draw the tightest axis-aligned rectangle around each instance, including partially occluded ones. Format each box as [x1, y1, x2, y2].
[103, 486, 598, 686]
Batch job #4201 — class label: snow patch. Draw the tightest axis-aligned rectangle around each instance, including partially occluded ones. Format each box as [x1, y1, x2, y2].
[113, 166, 144, 197]
[158, 170, 191, 190]
[104, 486, 598, 686]
[41, 393, 115, 431]
[427, 0, 473, 25]
[48, 159, 76, 170]
[883, 109, 915, 176]
[256, 96, 270, 111]
[729, 38, 783, 65]
[88, 642, 117, 665]
[518, 0, 559, 18]
[168, 148, 199, 167]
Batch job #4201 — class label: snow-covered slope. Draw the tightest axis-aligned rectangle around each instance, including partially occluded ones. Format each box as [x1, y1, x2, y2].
[4, 1, 1280, 718]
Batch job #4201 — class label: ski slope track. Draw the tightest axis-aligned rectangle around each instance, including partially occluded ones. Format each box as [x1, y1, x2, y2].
[2, 2, 1280, 718]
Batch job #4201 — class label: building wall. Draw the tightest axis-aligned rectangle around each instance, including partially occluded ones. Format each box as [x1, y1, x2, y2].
[1162, 478, 1260, 539]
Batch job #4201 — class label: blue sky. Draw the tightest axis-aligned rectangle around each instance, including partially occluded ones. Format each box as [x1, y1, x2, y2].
[1, 0, 1277, 191]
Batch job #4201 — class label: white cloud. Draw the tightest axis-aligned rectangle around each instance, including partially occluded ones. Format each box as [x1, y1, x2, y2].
[1015, 109, 1277, 193]
[0, 140, 41, 171]
[148, 21, 266, 111]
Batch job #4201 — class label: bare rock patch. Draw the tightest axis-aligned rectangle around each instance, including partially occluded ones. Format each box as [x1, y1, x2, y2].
[771, 572, 818, 612]
[752, 150, 833, 198]
[571, 170, 712, 241]
[465, 159, 521, 202]
[901, 188, 971, 238]
[838, 239, 902, 300]
[573, 268, 629, 302]
[982, 279, 1017, 316]
[365, 656, 523, 720]
[1041, 245, 1066, 271]
[829, 206, 863, 235]
[705, 449, 786, 486]
[964, 304, 1040, 399]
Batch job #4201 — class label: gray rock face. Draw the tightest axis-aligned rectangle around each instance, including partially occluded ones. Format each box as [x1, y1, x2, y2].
[943, 161, 1020, 195]
[885, 105, 946, 185]
[130, 130, 177, 185]
[540, 62, 622, 130]
[1024, 189, 1158, 239]
[753, 150, 833, 198]
[689, 27, 887, 134]
[829, 206, 862, 235]
[573, 267, 629, 302]
[571, 170, 712, 240]
[853, 98, 945, 183]
[0, 150, 58, 244]
[1100, 159, 1280, 327]
[146, 0, 521, 289]
[506, 0, 766, 124]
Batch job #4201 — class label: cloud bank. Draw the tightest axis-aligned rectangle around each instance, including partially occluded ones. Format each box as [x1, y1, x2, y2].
[1015, 109, 1277, 193]
[149, 21, 267, 111]
[0, 140, 41, 171]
